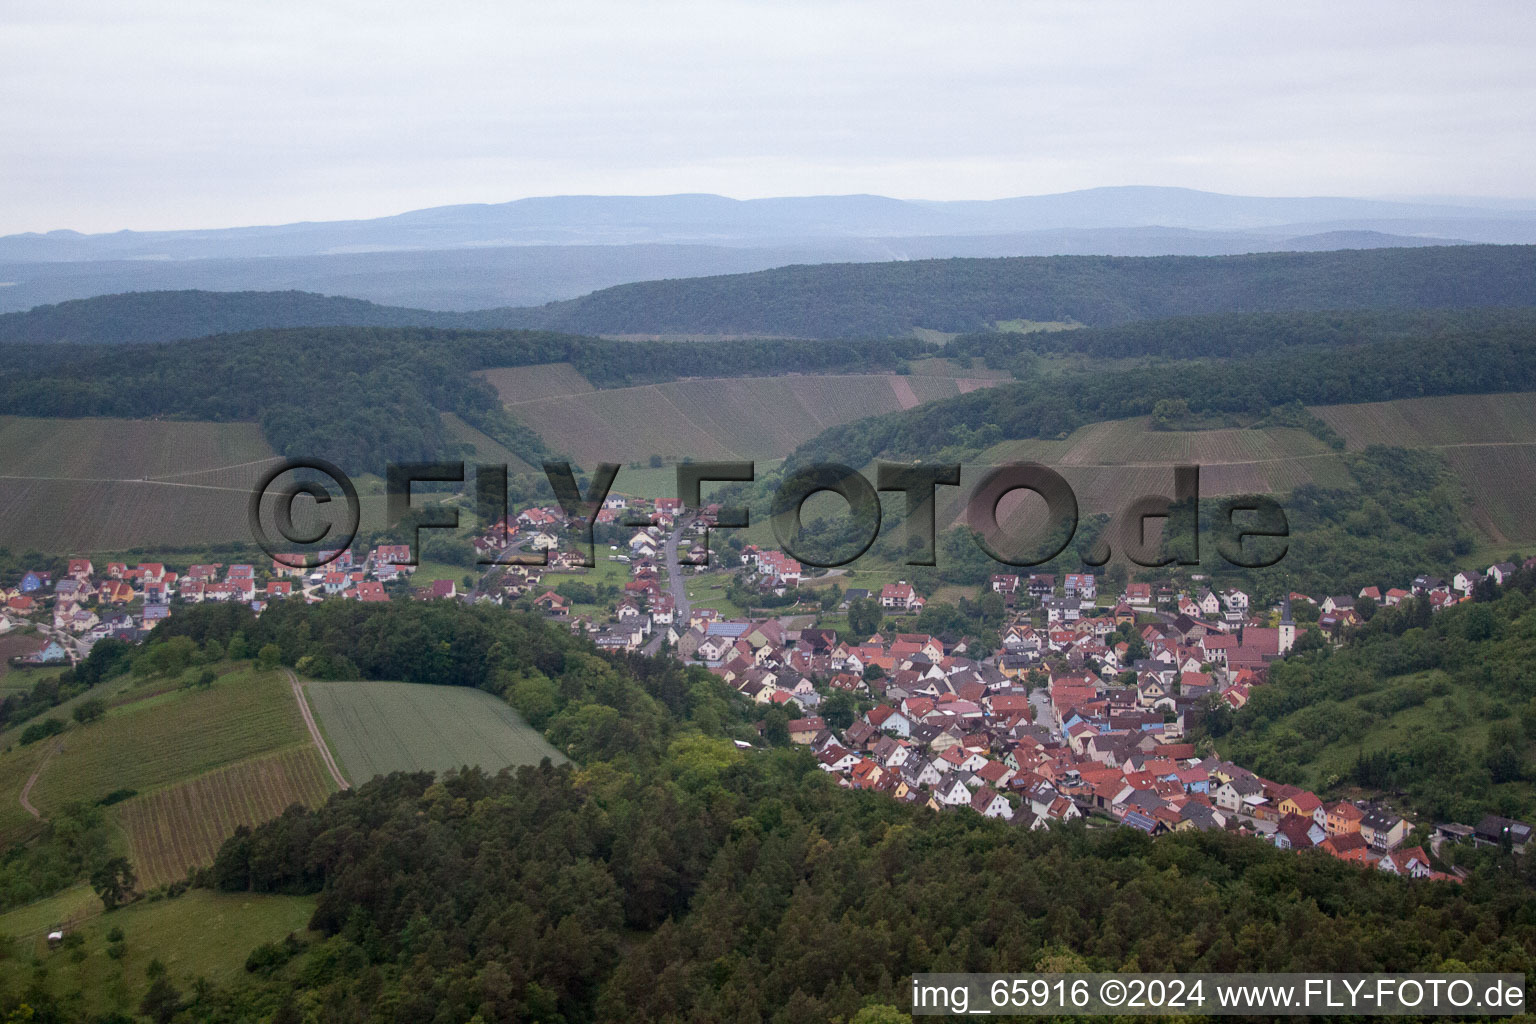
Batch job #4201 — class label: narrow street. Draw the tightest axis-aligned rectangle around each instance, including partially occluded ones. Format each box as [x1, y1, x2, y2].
[643, 521, 692, 655]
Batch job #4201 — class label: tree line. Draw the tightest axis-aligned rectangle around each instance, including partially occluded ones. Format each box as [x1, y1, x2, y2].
[941, 306, 1536, 373]
[0, 327, 925, 475]
[485, 245, 1536, 337]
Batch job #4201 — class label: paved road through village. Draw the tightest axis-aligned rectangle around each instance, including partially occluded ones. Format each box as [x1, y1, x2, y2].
[643, 521, 692, 655]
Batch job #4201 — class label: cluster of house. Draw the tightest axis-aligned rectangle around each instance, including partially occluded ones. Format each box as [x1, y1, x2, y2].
[0, 491, 704, 659]
[499, 495, 725, 651]
[2, 560, 177, 655]
[677, 556, 1536, 880]
[978, 573, 1290, 714]
[702, 616, 1462, 878]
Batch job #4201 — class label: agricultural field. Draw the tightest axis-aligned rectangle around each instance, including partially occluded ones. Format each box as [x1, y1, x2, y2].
[0, 736, 53, 844]
[1310, 392, 1536, 449]
[0, 416, 275, 480]
[0, 478, 253, 553]
[497, 372, 1007, 466]
[21, 665, 308, 813]
[1055, 420, 1326, 468]
[0, 414, 400, 552]
[904, 356, 1015, 380]
[952, 394, 1536, 546]
[1312, 393, 1536, 542]
[0, 415, 282, 553]
[303, 680, 565, 784]
[957, 419, 1349, 532]
[477, 362, 595, 403]
[1442, 444, 1536, 542]
[0, 476, 393, 554]
[115, 745, 337, 888]
[0, 888, 317, 1018]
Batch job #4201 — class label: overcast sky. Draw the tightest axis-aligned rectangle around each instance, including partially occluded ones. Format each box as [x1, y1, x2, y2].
[4, 0, 1536, 234]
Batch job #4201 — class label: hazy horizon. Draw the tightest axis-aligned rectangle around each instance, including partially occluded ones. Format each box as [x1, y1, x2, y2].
[10, 186, 1536, 240]
[7, 1, 1536, 235]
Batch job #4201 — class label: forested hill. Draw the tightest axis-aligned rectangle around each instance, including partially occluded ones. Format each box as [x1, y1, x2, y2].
[0, 327, 924, 474]
[0, 289, 464, 345]
[944, 306, 1536, 368]
[492, 245, 1536, 337]
[8, 245, 1536, 345]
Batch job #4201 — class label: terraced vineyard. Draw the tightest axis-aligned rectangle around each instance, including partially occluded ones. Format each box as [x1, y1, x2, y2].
[1442, 444, 1536, 542]
[477, 362, 595, 403]
[498, 371, 1006, 466]
[0, 415, 286, 552]
[0, 475, 392, 554]
[115, 746, 336, 888]
[1313, 393, 1536, 541]
[964, 417, 1351, 527]
[304, 680, 565, 784]
[23, 667, 307, 813]
[950, 394, 1536, 544]
[0, 416, 275, 479]
[1311, 392, 1536, 449]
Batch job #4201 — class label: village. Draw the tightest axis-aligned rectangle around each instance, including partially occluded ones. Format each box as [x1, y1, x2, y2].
[5, 492, 1535, 885]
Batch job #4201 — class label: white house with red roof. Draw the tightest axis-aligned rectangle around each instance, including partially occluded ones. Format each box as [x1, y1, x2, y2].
[879, 581, 923, 612]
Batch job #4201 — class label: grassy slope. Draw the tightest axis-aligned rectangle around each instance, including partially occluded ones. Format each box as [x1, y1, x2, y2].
[0, 888, 317, 1018]
[440, 412, 536, 474]
[302, 680, 564, 784]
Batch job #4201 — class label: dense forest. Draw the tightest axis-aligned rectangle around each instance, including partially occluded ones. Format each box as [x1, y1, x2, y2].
[8, 599, 1536, 1024]
[942, 306, 1536, 372]
[1214, 567, 1536, 824]
[0, 290, 462, 346]
[0, 328, 925, 474]
[9, 248, 1536, 345]
[488, 245, 1536, 337]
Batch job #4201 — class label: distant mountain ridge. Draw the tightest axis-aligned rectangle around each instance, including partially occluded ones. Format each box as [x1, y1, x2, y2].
[6, 187, 1534, 262]
[6, 244, 1536, 344]
[5, 186, 1529, 313]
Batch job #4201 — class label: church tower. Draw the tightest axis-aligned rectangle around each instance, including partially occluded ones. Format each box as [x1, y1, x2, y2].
[1278, 594, 1295, 655]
